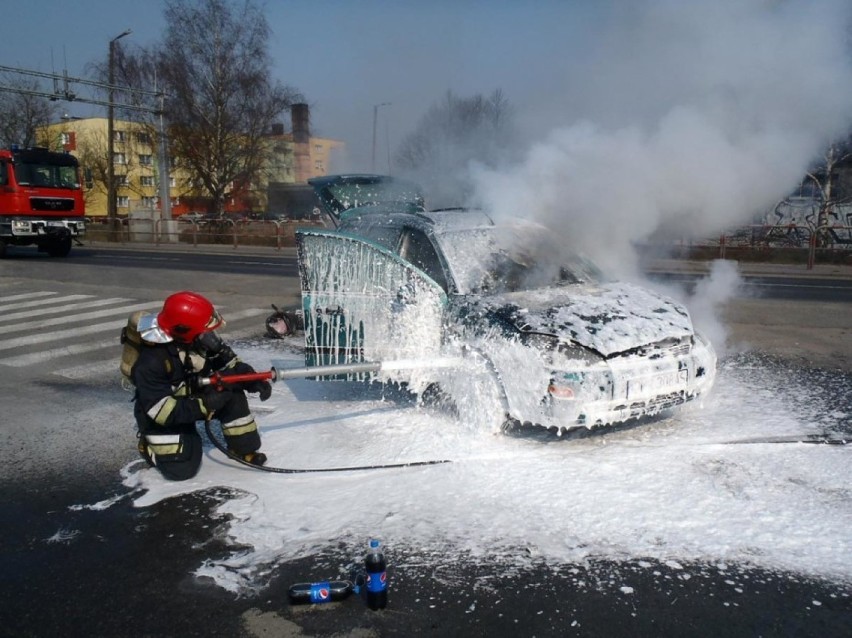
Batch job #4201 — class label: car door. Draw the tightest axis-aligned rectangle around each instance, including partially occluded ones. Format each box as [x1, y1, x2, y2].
[296, 229, 447, 380]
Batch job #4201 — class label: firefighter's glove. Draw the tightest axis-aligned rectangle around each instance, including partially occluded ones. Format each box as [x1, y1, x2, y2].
[187, 373, 204, 395]
[207, 345, 238, 372]
[252, 381, 273, 402]
[222, 361, 272, 400]
[200, 387, 232, 416]
[224, 361, 266, 396]
[231, 361, 256, 376]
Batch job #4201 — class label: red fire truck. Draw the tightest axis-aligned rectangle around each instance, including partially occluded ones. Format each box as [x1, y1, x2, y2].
[0, 146, 86, 257]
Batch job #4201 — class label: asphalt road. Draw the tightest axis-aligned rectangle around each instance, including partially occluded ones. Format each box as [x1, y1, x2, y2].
[9, 240, 852, 301]
[1, 244, 850, 637]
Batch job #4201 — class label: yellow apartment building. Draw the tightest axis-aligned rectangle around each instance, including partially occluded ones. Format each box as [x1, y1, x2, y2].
[40, 104, 344, 219]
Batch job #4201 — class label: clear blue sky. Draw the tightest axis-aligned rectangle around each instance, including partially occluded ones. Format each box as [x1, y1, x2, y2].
[0, 0, 600, 171]
[3, 0, 851, 186]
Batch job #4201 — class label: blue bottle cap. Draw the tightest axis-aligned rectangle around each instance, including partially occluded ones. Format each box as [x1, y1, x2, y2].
[370, 539, 380, 548]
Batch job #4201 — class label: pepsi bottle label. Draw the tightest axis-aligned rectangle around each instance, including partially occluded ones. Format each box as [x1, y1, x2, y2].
[366, 571, 387, 593]
[310, 582, 331, 603]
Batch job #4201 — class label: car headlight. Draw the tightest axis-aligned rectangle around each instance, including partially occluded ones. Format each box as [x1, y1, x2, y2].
[518, 332, 611, 401]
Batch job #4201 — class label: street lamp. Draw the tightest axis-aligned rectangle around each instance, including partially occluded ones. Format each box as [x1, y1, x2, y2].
[107, 29, 131, 235]
[372, 102, 390, 172]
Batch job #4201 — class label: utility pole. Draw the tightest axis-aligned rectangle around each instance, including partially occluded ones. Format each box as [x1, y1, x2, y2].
[372, 102, 390, 172]
[157, 92, 171, 221]
[107, 29, 131, 238]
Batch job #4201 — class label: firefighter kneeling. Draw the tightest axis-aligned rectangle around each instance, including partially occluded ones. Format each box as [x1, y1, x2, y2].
[133, 291, 271, 480]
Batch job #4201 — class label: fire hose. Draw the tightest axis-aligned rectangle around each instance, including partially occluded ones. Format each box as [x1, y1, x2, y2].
[198, 359, 459, 473]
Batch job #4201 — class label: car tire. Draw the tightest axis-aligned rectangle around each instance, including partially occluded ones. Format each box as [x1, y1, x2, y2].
[430, 349, 509, 434]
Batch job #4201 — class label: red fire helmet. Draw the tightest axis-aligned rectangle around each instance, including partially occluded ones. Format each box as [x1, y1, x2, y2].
[155, 291, 224, 343]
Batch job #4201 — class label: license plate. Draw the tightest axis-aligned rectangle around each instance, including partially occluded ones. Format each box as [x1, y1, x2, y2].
[628, 369, 688, 398]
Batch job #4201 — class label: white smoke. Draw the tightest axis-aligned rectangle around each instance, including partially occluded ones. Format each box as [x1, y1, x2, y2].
[468, 0, 852, 278]
[686, 259, 744, 359]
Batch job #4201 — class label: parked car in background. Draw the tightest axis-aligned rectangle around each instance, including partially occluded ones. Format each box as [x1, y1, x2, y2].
[178, 212, 205, 223]
[295, 175, 717, 436]
[248, 212, 289, 222]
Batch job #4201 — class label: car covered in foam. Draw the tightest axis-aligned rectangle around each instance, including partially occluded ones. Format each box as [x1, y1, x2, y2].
[296, 175, 716, 435]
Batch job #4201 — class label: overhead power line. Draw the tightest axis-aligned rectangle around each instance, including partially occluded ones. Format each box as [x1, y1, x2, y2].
[0, 63, 166, 113]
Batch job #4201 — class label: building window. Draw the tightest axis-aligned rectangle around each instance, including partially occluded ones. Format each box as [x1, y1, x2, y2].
[314, 160, 324, 171]
[114, 130, 126, 143]
[140, 176, 154, 187]
[60, 133, 71, 145]
[138, 154, 153, 166]
[141, 196, 156, 207]
[116, 175, 129, 186]
[113, 152, 126, 165]
[314, 144, 323, 152]
[136, 132, 152, 145]
[116, 196, 130, 208]
[169, 177, 176, 188]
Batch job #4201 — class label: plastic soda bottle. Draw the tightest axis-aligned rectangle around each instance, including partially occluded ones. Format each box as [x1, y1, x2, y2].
[365, 539, 388, 610]
[288, 580, 353, 604]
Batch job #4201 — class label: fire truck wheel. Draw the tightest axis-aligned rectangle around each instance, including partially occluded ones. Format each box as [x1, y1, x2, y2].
[46, 236, 72, 257]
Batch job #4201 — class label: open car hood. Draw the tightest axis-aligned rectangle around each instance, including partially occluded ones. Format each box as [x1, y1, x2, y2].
[308, 174, 424, 226]
[470, 282, 694, 357]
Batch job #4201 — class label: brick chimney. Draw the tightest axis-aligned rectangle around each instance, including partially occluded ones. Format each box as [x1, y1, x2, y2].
[291, 103, 311, 182]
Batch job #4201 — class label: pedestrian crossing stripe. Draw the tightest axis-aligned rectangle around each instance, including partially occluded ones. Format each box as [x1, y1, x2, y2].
[53, 358, 121, 380]
[0, 294, 94, 314]
[0, 291, 273, 373]
[2, 340, 119, 368]
[0, 297, 132, 324]
[0, 302, 158, 335]
[0, 318, 132, 352]
[0, 291, 57, 303]
[218, 307, 270, 322]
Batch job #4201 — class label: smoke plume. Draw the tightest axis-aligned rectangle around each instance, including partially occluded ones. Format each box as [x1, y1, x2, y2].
[468, 0, 852, 277]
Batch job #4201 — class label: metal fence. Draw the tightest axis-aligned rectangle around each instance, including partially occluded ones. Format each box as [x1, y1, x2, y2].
[85, 217, 325, 250]
[86, 216, 852, 269]
[653, 224, 852, 269]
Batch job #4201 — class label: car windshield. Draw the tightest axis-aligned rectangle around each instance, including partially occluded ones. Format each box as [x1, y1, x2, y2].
[434, 222, 604, 295]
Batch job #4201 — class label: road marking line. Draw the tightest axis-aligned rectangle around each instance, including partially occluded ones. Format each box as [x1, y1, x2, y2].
[0, 294, 94, 314]
[0, 319, 129, 351]
[0, 291, 57, 303]
[222, 308, 269, 321]
[0, 302, 159, 335]
[1, 341, 118, 367]
[53, 358, 120, 380]
[0, 298, 134, 324]
[0, 306, 268, 365]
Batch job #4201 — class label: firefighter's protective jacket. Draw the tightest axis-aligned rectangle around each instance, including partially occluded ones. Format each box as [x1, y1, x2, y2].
[132, 342, 210, 429]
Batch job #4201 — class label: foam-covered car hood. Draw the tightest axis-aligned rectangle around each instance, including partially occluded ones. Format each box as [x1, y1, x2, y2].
[466, 282, 694, 357]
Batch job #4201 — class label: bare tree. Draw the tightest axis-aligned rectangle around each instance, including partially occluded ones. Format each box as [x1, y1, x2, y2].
[154, 0, 301, 215]
[395, 89, 516, 206]
[0, 76, 57, 148]
[806, 141, 852, 212]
